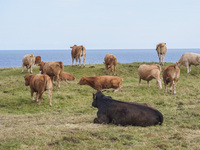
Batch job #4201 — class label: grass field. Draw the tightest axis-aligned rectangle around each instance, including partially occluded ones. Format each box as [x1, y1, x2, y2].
[0, 63, 200, 150]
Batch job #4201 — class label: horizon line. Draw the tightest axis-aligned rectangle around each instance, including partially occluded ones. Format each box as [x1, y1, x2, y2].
[0, 48, 200, 51]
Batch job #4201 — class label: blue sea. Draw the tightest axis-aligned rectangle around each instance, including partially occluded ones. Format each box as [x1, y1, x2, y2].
[0, 49, 200, 68]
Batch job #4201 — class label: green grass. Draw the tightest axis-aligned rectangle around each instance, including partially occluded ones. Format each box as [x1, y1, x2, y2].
[0, 63, 200, 150]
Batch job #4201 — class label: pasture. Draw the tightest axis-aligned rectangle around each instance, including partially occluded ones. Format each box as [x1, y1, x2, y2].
[0, 63, 200, 150]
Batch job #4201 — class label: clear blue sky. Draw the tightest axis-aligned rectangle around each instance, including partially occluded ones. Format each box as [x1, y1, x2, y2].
[0, 0, 200, 50]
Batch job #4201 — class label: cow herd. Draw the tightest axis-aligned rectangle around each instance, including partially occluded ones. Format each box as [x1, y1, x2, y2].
[21, 43, 200, 127]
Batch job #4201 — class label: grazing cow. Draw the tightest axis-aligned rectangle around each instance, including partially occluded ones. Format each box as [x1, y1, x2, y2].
[156, 43, 167, 65]
[70, 45, 86, 67]
[24, 74, 53, 106]
[104, 54, 117, 75]
[176, 52, 200, 73]
[92, 91, 163, 127]
[78, 76, 123, 92]
[22, 54, 41, 74]
[162, 65, 180, 95]
[54, 72, 75, 82]
[138, 64, 162, 89]
[38, 61, 64, 88]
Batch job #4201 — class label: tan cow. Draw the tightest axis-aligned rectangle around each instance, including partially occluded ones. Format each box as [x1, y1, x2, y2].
[162, 65, 180, 95]
[70, 45, 86, 67]
[24, 74, 53, 106]
[38, 61, 64, 88]
[138, 64, 162, 89]
[22, 54, 41, 73]
[176, 52, 200, 73]
[54, 72, 75, 82]
[156, 43, 167, 65]
[78, 76, 123, 92]
[104, 54, 117, 75]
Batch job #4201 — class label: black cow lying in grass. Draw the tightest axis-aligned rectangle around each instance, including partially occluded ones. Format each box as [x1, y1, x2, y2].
[92, 91, 163, 127]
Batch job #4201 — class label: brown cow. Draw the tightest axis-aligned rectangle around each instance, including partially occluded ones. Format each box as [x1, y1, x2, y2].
[78, 76, 123, 92]
[104, 54, 117, 75]
[156, 43, 167, 65]
[54, 72, 75, 82]
[176, 52, 200, 73]
[138, 64, 162, 89]
[24, 74, 53, 106]
[37, 61, 64, 88]
[22, 54, 41, 73]
[70, 45, 86, 67]
[162, 65, 180, 95]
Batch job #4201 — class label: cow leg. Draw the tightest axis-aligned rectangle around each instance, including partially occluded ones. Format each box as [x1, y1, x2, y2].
[27, 66, 30, 73]
[72, 57, 74, 67]
[75, 57, 78, 66]
[79, 56, 81, 67]
[164, 83, 167, 92]
[189, 65, 191, 73]
[83, 56, 85, 67]
[104, 64, 108, 74]
[162, 54, 165, 65]
[36, 92, 39, 103]
[94, 115, 110, 124]
[114, 84, 122, 92]
[38, 92, 44, 105]
[113, 64, 116, 75]
[137, 77, 141, 86]
[169, 81, 173, 93]
[173, 81, 177, 95]
[147, 81, 150, 87]
[30, 64, 34, 74]
[186, 63, 190, 73]
[56, 74, 61, 88]
[31, 89, 35, 101]
[21, 64, 25, 72]
[48, 89, 52, 106]
[158, 53, 161, 65]
[109, 64, 113, 75]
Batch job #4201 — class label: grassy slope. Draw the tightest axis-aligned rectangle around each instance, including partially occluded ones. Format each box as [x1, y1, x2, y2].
[0, 63, 200, 150]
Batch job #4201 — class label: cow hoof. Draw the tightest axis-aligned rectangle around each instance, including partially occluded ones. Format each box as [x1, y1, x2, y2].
[94, 118, 99, 123]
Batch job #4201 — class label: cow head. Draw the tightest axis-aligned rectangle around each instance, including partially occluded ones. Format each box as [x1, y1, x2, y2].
[176, 61, 181, 68]
[77, 77, 87, 85]
[24, 75, 33, 86]
[157, 78, 162, 89]
[37, 61, 45, 73]
[35, 56, 41, 65]
[70, 45, 77, 49]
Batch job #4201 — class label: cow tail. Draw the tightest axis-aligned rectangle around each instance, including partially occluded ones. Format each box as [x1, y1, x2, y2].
[43, 75, 47, 89]
[157, 65, 161, 72]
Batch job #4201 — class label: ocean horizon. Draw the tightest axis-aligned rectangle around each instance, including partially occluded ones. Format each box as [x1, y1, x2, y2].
[0, 49, 200, 68]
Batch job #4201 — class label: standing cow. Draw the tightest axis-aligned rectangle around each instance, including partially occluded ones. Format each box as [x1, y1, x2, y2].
[70, 45, 86, 67]
[104, 54, 117, 75]
[22, 54, 41, 74]
[163, 65, 180, 95]
[137, 64, 162, 89]
[78, 76, 123, 92]
[92, 91, 163, 127]
[38, 61, 64, 88]
[24, 74, 53, 106]
[156, 43, 167, 65]
[176, 52, 200, 73]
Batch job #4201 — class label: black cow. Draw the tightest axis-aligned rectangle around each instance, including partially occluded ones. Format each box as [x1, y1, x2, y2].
[92, 91, 163, 127]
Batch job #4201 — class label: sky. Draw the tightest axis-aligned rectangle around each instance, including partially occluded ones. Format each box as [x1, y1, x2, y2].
[0, 0, 200, 50]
